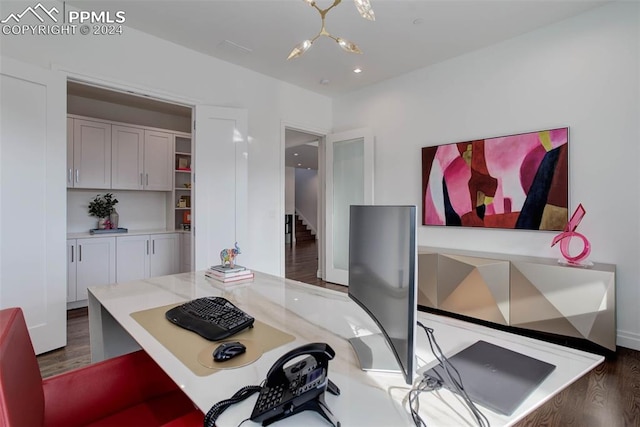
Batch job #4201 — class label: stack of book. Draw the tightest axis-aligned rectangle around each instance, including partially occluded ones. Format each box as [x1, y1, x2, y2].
[205, 265, 254, 284]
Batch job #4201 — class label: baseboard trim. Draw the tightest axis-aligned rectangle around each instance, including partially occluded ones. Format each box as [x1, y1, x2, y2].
[617, 330, 640, 351]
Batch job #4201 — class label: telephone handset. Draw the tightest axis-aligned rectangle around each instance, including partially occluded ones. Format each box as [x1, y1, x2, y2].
[250, 342, 341, 426]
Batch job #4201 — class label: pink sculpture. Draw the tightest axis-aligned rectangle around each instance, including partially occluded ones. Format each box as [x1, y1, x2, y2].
[551, 204, 592, 266]
[220, 242, 241, 268]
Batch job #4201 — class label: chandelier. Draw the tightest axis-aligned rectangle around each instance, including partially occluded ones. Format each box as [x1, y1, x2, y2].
[288, 0, 375, 60]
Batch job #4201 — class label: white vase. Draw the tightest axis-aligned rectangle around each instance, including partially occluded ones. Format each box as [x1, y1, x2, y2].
[110, 209, 119, 229]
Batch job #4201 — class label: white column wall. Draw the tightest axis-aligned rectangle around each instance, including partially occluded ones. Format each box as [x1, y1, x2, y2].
[294, 168, 318, 234]
[333, 3, 640, 350]
[0, 3, 332, 276]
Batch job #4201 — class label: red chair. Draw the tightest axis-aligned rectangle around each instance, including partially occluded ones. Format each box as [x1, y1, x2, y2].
[0, 307, 204, 427]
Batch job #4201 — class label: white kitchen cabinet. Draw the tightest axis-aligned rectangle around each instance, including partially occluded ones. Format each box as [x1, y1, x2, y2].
[111, 125, 145, 190]
[67, 237, 116, 305]
[111, 127, 173, 191]
[70, 118, 112, 189]
[143, 130, 174, 191]
[116, 233, 179, 283]
[149, 233, 179, 277]
[66, 117, 74, 188]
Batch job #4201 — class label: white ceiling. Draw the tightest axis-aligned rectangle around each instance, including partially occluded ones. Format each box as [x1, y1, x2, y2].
[70, 0, 609, 97]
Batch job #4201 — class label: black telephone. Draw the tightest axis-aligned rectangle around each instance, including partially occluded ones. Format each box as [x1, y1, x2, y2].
[250, 342, 341, 427]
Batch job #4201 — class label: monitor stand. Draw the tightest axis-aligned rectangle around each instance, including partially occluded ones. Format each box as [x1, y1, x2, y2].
[348, 334, 401, 373]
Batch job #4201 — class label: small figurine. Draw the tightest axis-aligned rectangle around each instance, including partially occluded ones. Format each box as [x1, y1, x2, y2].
[220, 242, 241, 268]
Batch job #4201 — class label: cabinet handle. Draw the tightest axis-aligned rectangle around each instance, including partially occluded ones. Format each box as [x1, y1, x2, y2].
[70, 245, 74, 263]
[152, 239, 155, 254]
[146, 240, 149, 255]
[146, 173, 149, 186]
[68, 169, 72, 185]
[78, 244, 82, 262]
[140, 173, 144, 186]
[75, 169, 79, 183]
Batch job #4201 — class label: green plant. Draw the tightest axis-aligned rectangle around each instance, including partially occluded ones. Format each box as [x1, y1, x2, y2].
[88, 193, 118, 218]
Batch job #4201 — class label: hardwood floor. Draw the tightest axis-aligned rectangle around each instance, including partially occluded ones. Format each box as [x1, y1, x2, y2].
[37, 240, 640, 426]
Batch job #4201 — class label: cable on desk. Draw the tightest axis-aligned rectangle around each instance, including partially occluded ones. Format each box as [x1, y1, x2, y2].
[411, 322, 490, 427]
[203, 384, 262, 427]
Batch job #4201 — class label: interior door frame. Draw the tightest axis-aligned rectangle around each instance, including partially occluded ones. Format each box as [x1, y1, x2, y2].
[280, 121, 330, 278]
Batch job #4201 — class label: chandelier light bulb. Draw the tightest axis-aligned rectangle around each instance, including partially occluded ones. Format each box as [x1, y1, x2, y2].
[354, 0, 375, 21]
[288, 39, 313, 60]
[337, 38, 362, 54]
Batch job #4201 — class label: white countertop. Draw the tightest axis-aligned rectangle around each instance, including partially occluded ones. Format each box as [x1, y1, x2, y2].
[68, 228, 184, 239]
[88, 271, 603, 427]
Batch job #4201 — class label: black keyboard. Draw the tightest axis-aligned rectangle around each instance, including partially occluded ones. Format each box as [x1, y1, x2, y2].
[165, 296, 255, 341]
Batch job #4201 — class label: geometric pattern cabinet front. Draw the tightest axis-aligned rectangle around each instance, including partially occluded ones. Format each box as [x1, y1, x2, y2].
[417, 247, 616, 351]
[510, 261, 616, 351]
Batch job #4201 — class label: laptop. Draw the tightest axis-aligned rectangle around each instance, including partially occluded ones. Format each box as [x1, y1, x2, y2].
[423, 340, 556, 415]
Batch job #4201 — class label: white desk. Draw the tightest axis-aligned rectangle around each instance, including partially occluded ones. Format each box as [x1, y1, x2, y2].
[88, 271, 603, 427]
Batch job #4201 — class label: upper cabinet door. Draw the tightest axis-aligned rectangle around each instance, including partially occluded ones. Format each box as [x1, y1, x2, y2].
[144, 130, 173, 191]
[73, 119, 112, 189]
[111, 125, 144, 190]
[67, 118, 74, 188]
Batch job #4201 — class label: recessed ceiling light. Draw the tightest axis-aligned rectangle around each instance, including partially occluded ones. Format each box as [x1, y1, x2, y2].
[297, 163, 302, 166]
[413, 18, 424, 25]
[293, 153, 299, 156]
[320, 78, 330, 85]
[353, 68, 363, 74]
[307, 167, 311, 170]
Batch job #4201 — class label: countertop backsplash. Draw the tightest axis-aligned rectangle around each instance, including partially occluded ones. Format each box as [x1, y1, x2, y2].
[67, 189, 170, 233]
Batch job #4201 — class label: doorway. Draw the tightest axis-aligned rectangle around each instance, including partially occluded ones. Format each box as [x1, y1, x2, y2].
[284, 128, 327, 286]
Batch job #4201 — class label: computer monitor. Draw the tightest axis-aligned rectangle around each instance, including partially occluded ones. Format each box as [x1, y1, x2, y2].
[347, 205, 417, 385]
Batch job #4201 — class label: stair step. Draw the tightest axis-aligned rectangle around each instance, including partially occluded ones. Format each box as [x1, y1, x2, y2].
[294, 215, 315, 241]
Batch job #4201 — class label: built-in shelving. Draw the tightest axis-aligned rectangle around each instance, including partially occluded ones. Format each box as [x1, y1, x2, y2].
[173, 135, 192, 231]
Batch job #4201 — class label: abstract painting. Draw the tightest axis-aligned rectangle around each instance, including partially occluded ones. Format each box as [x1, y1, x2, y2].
[422, 128, 568, 230]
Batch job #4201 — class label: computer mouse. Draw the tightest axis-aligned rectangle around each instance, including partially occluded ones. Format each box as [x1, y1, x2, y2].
[213, 341, 247, 362]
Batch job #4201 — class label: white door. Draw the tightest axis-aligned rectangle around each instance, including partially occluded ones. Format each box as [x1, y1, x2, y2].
[150, 234, 179, 277]
[324, 128, 374, 286]
[116, 235, 150, 283]
[194, 106, 248, 270]
[0, 57, 67, 354]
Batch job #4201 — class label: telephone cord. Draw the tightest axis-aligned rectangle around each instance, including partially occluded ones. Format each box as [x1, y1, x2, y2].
[203, 384, 262, 427]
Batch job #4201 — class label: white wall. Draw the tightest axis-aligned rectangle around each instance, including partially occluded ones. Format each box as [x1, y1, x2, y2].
[295, 168, 318, 234]
[285, 167, 295, 215]
[333, 3, 640, 350]
[0, 1, 332, 275]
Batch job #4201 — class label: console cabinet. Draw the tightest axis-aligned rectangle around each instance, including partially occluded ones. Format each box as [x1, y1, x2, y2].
[417, 247, 616, 351]
[67, 237, 116, 304]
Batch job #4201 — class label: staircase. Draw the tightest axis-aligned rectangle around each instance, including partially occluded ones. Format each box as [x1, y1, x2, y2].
[295, 214, 315, 242]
